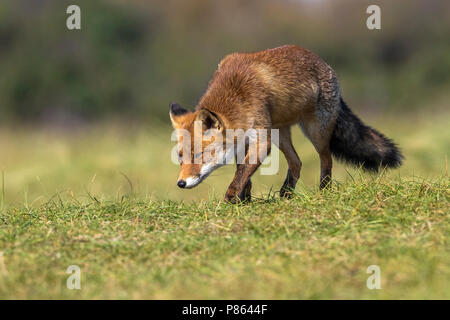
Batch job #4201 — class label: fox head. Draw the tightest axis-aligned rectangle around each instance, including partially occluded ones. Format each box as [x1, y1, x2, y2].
[169, 102, 230, 189]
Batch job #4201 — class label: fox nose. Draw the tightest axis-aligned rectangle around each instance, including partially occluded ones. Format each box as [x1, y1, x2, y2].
[177, 180, 186, 188]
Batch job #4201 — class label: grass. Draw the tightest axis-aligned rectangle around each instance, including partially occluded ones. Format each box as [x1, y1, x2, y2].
[0, 111, 449, 299]
[0, 175, 448, 299]
[0, 111, 448, 207]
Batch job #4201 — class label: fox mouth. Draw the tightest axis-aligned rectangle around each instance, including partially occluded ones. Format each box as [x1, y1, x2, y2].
[184, 171, 209, 189]
[184, 175, 202, 189]
[183, 163, 220, 189]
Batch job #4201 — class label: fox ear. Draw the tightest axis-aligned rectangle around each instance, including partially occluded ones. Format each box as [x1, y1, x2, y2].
[197, 109, 223, 131]
[169, 102, 188, 127]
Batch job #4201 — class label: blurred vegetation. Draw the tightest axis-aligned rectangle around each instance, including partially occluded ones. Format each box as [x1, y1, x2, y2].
[0, 111, 448, 207]
[0, 0, 449, 124]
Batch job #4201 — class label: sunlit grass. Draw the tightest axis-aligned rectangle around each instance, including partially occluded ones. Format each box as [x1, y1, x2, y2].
[0, 111, 448, 207]
[0, 174, 448, 299]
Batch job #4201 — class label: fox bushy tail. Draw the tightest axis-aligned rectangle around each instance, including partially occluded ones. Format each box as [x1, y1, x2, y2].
[330, 98, 403, 172]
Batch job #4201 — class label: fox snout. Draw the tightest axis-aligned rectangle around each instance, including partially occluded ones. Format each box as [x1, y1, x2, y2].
[177, 175, 202, 189]
[176, 175, 202, 189]
[177, 163, 202, 189]
[176, 161, 218, 189]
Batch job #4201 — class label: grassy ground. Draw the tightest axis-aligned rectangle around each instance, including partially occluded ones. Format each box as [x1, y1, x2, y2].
[0, 111, 449, 299]
[0, 176, 448, 299]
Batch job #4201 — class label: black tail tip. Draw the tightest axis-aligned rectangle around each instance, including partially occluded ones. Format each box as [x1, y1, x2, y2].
[381, 142, 404, 169]
[362, 138, 404, 172]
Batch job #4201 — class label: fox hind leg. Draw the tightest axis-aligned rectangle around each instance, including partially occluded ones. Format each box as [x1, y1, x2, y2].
[318, 148, 332, 189]
[278, 127, 302, 198]
[299, 114, 335, 190]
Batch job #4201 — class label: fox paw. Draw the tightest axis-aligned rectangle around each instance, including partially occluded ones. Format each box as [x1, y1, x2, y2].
[224, 193, 240, 204]
[280, 186, 294, 199]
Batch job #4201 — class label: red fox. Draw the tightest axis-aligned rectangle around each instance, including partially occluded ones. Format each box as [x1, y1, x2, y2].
[170, 45, 403, 203]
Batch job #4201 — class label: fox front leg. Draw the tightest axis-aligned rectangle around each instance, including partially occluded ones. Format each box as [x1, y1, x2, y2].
[238, 179, 252, 202]
[233, 155, 252, 202]
[225, 163, 259, 203]
[224, 141, 271, 203]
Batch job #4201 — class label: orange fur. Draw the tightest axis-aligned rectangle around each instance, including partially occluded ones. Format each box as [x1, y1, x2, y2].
[170, 45, 401, 202]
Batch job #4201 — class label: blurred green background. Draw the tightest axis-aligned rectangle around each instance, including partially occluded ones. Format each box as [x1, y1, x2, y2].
[1, 0, 449, 123]
[0, 0, 449, 206]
